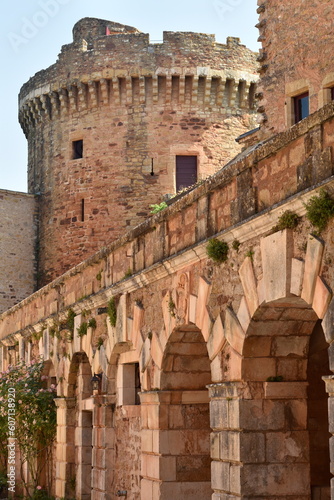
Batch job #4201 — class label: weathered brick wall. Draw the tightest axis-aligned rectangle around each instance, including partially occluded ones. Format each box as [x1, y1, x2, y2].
[0, 190, 37, 313]
[113, 407, 141, 499]
[257, 0, 334, 135]
[19, 18, 258, 285]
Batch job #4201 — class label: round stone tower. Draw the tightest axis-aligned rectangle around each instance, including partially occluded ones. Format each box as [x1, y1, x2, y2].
[19, 18, 259, 285]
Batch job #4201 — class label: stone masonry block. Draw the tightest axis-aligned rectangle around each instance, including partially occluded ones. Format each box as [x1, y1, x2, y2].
[211, 460, 230, 492]
[195, 277, 212, 330]
[291, 258, 304, 296]
[312, 276, 332, 319]
[219, 431, 240, 461]
[210, 399, 229, 430]
[131, 302, 144, 349]
[189, 294, 197, 324]
[264, 381, 308, 399]
[151, 332, 164, 369]
[265, 431, 309, 463]
[240, 463, 309, 496]
[322, 297, 334, 343]
[239, 400, 285, 431]
[301, 234, 324, 305]
[224, 307, 245, 355]
[202, 306, 214, 341]
[207, 312, 226, 360]
[237, 296, 251, 333]
[240, 431, 265, 463]
[260, 229, 293, 303]
[140, 337, 151, 373]
[239, 256, 259, 317]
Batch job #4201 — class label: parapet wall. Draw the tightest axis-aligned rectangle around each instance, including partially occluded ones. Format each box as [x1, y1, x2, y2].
[0, 190, 37, 313]
[18, 18, 259, 286]
[3, 101, 334, 339]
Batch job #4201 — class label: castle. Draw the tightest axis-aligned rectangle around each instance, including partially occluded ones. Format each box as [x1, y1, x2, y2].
[1, 0, 334, 498]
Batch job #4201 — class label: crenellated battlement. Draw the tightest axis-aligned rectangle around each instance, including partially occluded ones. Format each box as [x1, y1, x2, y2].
[19, 18, 258, 136]
[19, 71, 257, 136]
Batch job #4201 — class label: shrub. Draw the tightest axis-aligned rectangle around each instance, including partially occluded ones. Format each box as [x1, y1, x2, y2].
[271, 210, 300, 233]
[88, 318, 97, 329]
[232, 240, 240, 251]
[304, 188, 334, 233]
[77, 322, 88, 337]
[150, 202, 167, 214]
[107, 297, 117, 327]
[66, 308, 76, 332]
[0, 359, 56, 496]
[206, 238, 229, 263]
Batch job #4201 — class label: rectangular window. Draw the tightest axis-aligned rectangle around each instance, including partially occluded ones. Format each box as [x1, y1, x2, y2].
[294, 92, 309, 124]
[72, 139, 83, 159]
[331, 87, 334, 101]
[176, 155, 197, 192]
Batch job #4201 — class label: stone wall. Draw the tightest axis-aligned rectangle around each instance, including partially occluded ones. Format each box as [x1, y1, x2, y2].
[257, 0, 334, 135]
[19, 18, 258, 285]
[0, 190, 37, 313]
[1, 101, 334, 499]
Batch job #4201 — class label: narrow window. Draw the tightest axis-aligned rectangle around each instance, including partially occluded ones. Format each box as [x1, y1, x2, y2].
[294, 92, 309, 123]
[331, 87, 334, 101]
[117, 363, 141, 405]
[72, 139, 83, 159]
[134, 363, 141, 405]
[176, 156, 197, 192]
[81, 199, 85, 222]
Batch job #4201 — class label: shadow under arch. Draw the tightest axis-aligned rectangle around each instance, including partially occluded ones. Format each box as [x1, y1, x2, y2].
[67, 352, 93, 499]
[141, 325, 212, 499]
[239, 296, 331, 499]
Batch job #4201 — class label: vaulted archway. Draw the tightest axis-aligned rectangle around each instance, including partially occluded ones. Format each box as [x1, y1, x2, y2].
[140, 326, 212, 500]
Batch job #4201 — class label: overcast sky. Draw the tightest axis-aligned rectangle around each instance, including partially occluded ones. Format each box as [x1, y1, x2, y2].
[0, 0, 259, 193]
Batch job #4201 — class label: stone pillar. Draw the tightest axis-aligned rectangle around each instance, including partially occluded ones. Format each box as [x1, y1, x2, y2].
[323, 375, 334, 500]
[208, 381, 310, 499]
[92, 396, 115, 500]
[54, 398, 76, 499]
[140, 390, 211, 500]
[76, 404, 93, 500]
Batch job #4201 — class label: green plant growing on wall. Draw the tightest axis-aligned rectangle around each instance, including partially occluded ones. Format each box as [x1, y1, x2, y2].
[271, 210, 300, 233]
[245, 249, 255, 261]
[150, 202, 167, 214]
[232, 239, 240, 252]
[168, 298, 176, 318]
[77, 322, 88, 337]
[107, 298, 117, 327]
[206, 238, 229, 263]
[66, 309, 76, 333]
[96, 270, 102, 281]
[304, 188, 334, 233]
[267, 375, 284, 382]
[49, 323, 58, 338]
[32, 330, 43, 342]
[88, 318, 97, 329]
[123, 268, 133, 279]
[0, 359, 57, 497]
[97, 337, 104, 350]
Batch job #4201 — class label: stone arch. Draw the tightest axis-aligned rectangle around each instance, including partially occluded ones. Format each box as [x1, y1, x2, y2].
[238, 297, 329, 498]
[140, 326, 212, 500]
[207, 231, 334, 499]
